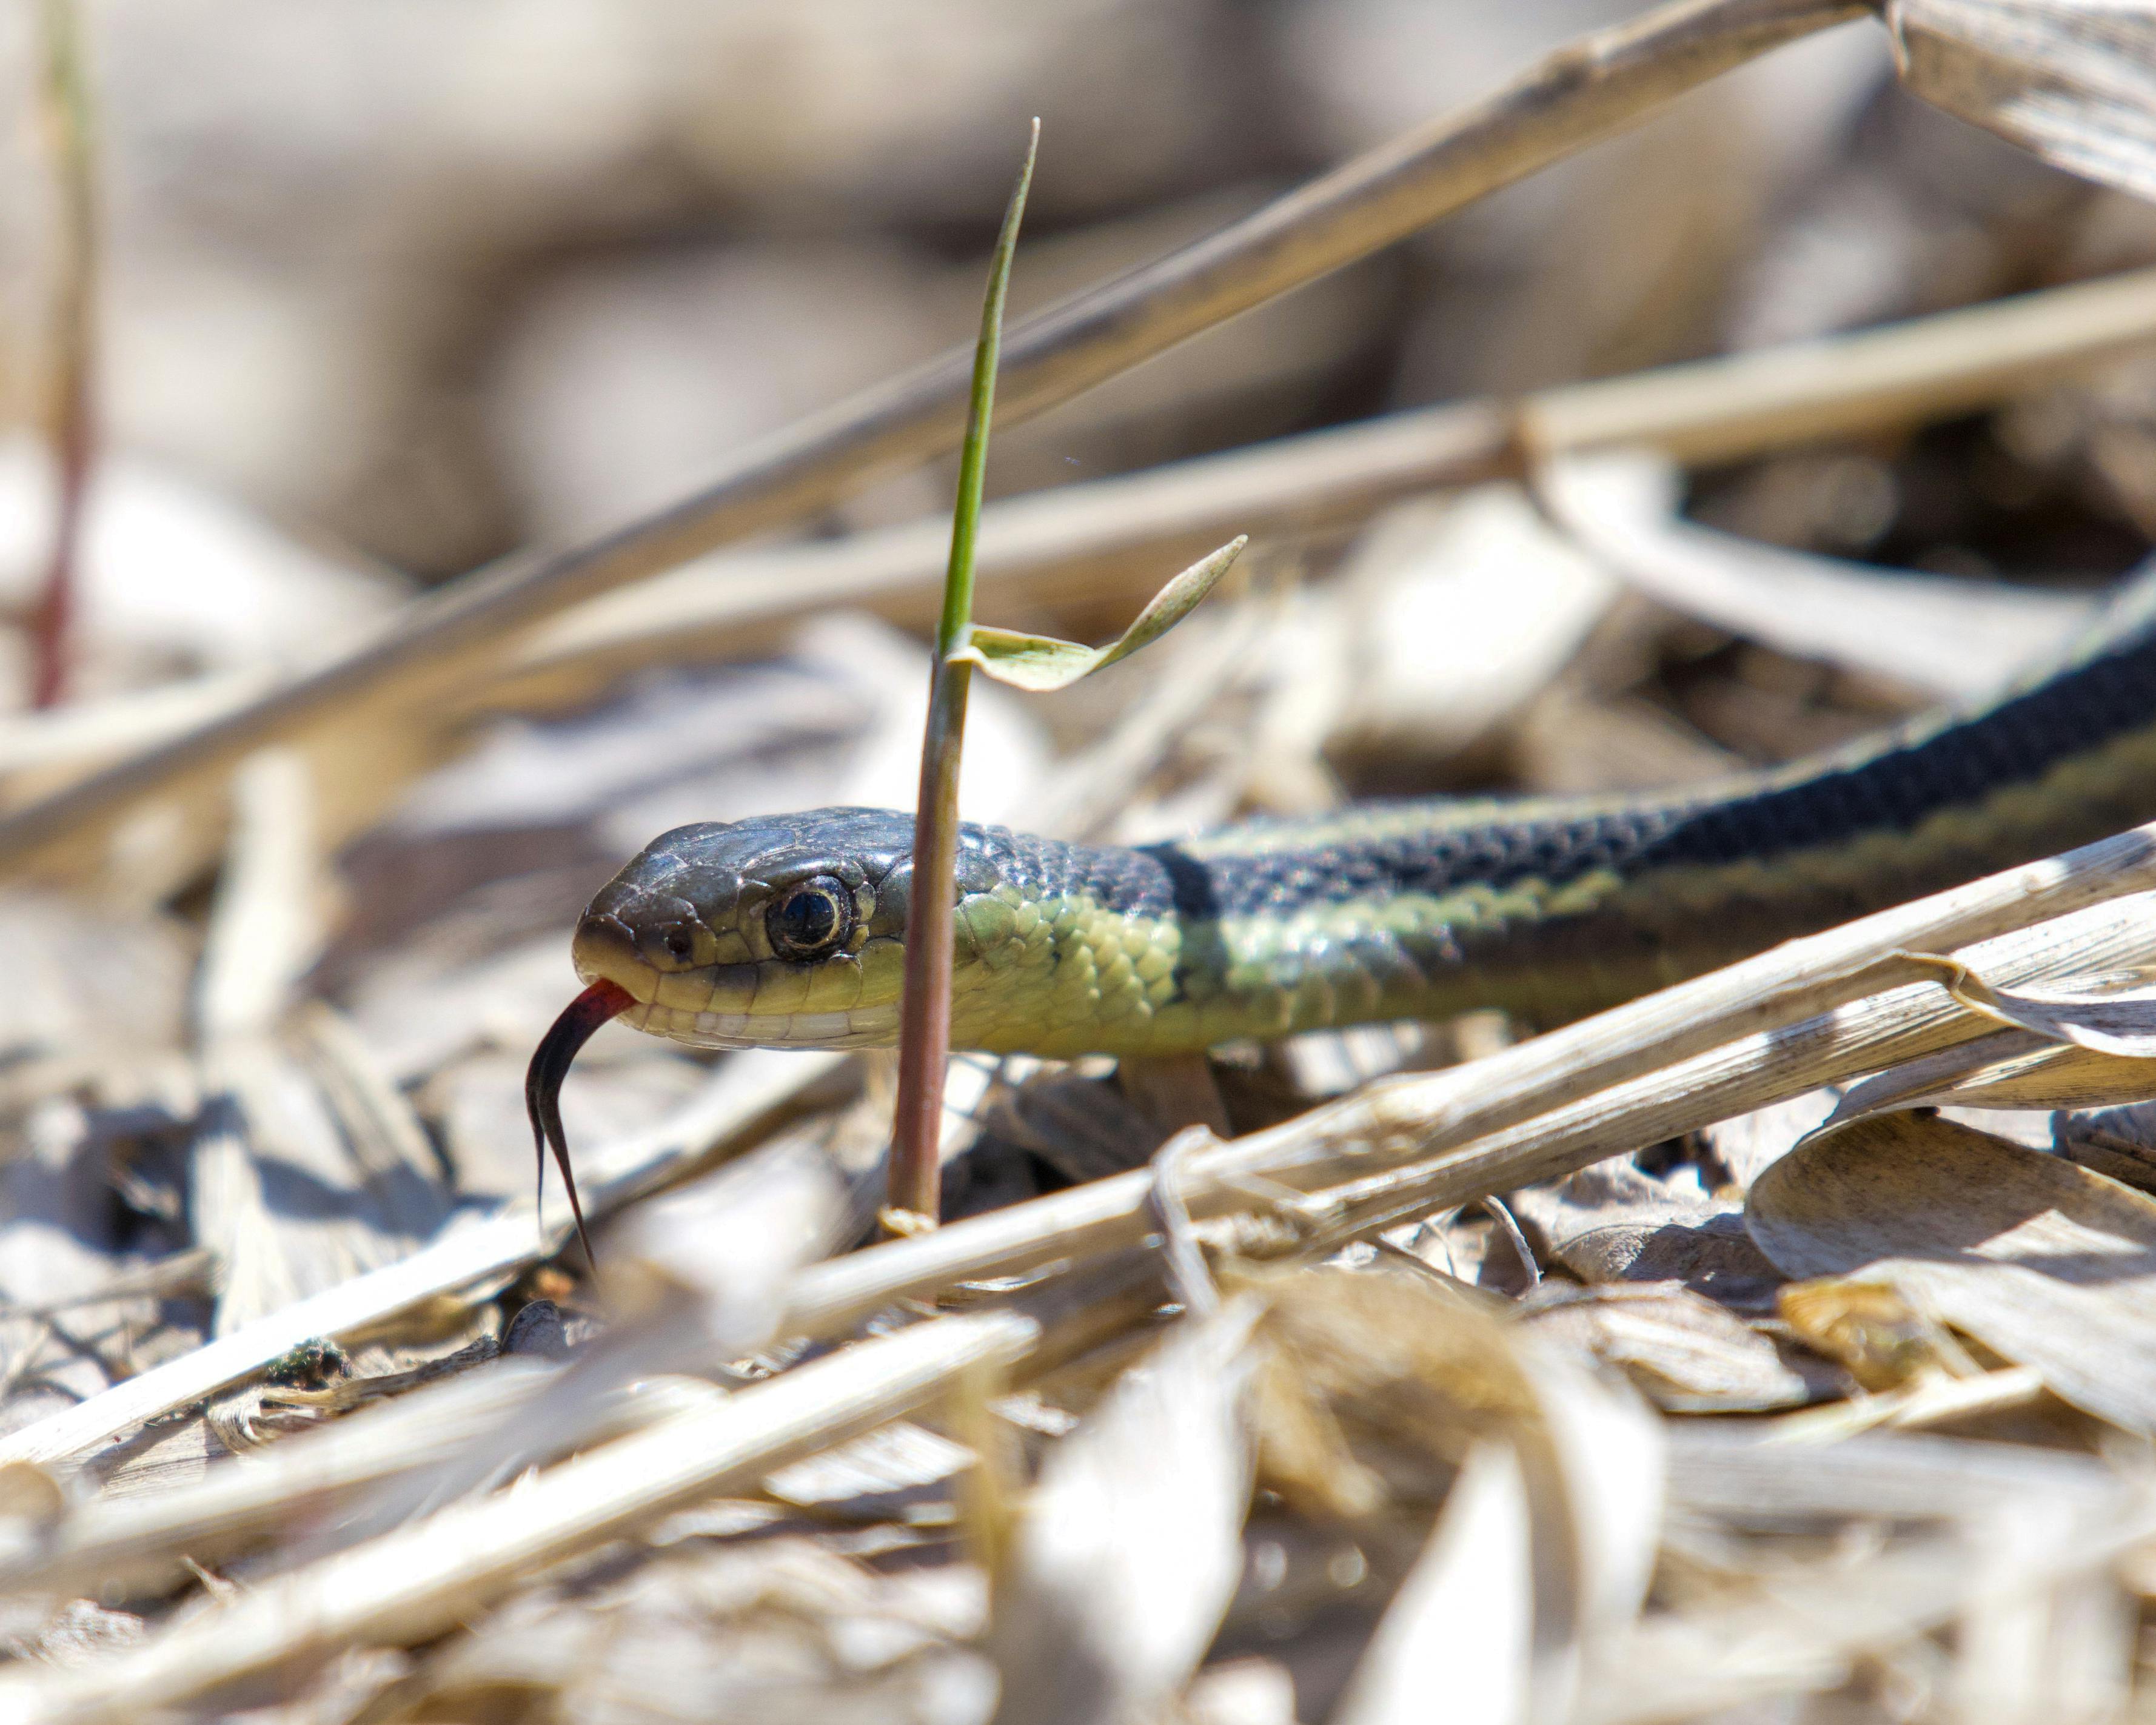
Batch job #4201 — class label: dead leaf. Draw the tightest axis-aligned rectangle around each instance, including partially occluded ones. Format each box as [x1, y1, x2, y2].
[1891, 0, 2156, 203]
[1329, 1443, 1532, 1725]
[1522, 1282, 1813, 1413]
[988, 1299, 1259, 1725]
[1748, 1113, 2156, 1432]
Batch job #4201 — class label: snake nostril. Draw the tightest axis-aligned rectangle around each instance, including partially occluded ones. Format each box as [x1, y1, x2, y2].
[632, 917, 711, 971]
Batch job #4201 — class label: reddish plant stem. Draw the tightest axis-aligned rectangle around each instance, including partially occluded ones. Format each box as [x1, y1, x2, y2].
[31, 394, 90, 711]
[30, 0, 97, 711]
[886, 656, 974, 1224]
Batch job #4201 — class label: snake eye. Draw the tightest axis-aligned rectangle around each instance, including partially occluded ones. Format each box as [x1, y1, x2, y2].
[768, 877, 852, 960]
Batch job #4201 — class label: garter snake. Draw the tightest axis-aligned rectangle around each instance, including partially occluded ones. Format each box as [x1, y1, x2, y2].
[526, 562, 2156, 1247]
[561, 562, 2156, 1056]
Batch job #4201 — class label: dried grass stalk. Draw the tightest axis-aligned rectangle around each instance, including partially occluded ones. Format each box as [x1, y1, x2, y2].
[0, 1311, 1040, 1725]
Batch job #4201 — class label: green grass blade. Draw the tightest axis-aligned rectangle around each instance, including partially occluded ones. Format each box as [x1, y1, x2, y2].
[886, 119, 1040, 1233]
[937, 119, 1041, 662]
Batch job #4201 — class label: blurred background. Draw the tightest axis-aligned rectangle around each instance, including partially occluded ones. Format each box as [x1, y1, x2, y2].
[3, 0, 2152, 595]
[4, 0, 2156, 1441]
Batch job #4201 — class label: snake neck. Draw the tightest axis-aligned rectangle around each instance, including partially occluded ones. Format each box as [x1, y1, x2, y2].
[943, 587, 2156, 1056]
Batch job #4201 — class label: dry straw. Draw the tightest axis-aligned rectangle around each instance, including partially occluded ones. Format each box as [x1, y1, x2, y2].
[14, 0, 2156, 1720]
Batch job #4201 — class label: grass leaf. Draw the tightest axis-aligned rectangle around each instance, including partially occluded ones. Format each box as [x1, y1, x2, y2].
[956, 535, 1247, 692]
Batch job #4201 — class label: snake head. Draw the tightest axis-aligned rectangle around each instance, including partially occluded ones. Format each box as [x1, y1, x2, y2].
[527, 811, 922, 1267]
[571, 808, 928, 1051]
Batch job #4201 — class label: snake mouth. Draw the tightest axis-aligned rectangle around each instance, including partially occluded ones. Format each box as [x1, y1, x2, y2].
[524, 977, 634, 1270]
[629, 999, 903, 1050]
[569, 908, 769, 1030]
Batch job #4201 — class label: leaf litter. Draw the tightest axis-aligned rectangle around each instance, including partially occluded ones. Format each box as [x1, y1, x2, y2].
[15, 4, 2156, 1723]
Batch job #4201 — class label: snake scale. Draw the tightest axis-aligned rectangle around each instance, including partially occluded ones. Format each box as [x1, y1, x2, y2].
[569, 569, 2156, 1050]
[523, 563, 2156, 1247]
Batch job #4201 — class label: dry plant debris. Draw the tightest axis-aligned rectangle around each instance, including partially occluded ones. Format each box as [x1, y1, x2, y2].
[12, 1, 2156, 1721]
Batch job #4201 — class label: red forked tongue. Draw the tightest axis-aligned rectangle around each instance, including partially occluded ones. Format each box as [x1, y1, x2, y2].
[525, 978, 634, 1271]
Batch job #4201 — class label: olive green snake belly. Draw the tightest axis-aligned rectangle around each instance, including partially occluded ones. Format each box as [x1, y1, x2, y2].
[547, 563, 2156, 1069]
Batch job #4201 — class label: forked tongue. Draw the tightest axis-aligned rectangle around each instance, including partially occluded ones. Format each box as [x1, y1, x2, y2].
[524, 979, 634, 1270]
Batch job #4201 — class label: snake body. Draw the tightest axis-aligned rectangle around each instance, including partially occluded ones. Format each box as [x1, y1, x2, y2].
[570, 571, 2156, 1058]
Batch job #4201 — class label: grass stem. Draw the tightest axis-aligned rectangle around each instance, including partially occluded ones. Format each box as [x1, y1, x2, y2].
[30, 0, 97, 711]
[885, 122, 1040, 1232]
